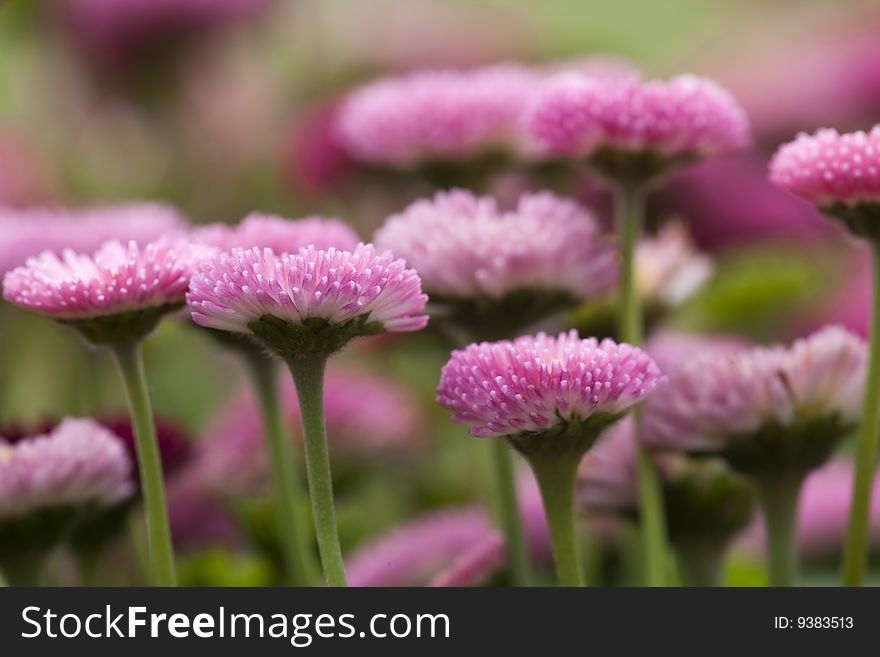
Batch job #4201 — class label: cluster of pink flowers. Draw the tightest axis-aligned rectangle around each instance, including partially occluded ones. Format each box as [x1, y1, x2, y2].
[769, 126, 880, 208]
[3, 238, 211, 320]
[437, 331, 666, 438]
[525, 73, 749, 162]
[191, 213, 360, 254]
[375, 189, 616, 301]
[643, 326, 866, 452]
[335, 64, 542, 167]
[187, 244, 429, 335]
[0, 419, 134, 519]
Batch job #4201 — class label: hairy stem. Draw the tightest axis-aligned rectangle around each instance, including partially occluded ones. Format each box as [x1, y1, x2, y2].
[615, 185, 669, 586]
[247, 355, 319, 586]
[488, 440, 531, 586]
[110, 341, 176, 586]
[286, 356, 347, 587]
[842, 242, 880, 586]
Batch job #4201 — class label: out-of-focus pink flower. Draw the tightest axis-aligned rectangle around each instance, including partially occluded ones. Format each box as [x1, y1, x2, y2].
[336, 64, 543, 167]
[720, 25, 880, 141]
[0, 418, 134, 519]
[3, 238, 209, 321]
[166, 476, 241, 551]
[643, 326, 866, 452]
[60, 0, 271, 81]
[739, 460, 880, 561]
[437, 331, 666, 438]
[196, 368, 427, 493]
[347, 509, 491, 587]
[770, 126, 880, 210]
[348, 475, 552, 587]
[526, 73, 748, 168]
[655, 152, 832, 250]
[187, 244, 429, 336]
[0, 202, 187, 277]
[281, 101, 357, 196]
[636, 221, 712, 308]
[375, 189, 616, 301]
[191, 213, 360, 254]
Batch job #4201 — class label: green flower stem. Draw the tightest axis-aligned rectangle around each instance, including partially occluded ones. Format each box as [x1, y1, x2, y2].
[110, 340, 177, 587]
[246, 355, 319, 587]
[286, 356, 347, 587]
[674, 539, 725, 587]
[0, 565, 7, 587]
[755, 473, 803, 587]
[615, 185, 669, 587]
[525, 453, 584, 587]
[488, 440, 531, 586]
[842, 242, 880, 586]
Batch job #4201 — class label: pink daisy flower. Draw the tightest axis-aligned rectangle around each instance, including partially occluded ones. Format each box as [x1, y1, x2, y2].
[769, 127, 880, 236]
[187, 244, 428, 351]
[525, 73, 749, 182]
[191, 212, 360, 255]
[643, 326, 866, 465]
[335, 64, 543, 167]
[3, 238, 211, 342]
[375, 189, 617, 301]
[0, 418, 134, 519]
[437, 330, 665, 439]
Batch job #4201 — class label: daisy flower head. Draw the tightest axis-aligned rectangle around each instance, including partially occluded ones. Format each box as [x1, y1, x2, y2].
[187, 243, 428, 360]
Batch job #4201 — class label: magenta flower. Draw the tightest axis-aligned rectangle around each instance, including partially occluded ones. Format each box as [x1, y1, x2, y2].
[0, 202, 186, 277]
[375, 189, 616, 302]
[769, 127, 880, 236]
[188, 244, 428, 343]
[437, 331, 665, 439]
[191, 213, 360, 255]
[526, 72, 749, 182]
[3, 238, 211, 341]
[0, 418, 134, 519]
[643, 326, 866, 455]
[335, 64, 542, 167]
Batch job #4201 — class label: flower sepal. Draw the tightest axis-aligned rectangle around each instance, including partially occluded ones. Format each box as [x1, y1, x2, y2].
[61, 303, 183, 345]
[589, 146, 698, 188]
[716, 413, 854, 479]
[508, 412, 625, 462]
[248, 314, 383, 361]
[822, 201, 880, 241]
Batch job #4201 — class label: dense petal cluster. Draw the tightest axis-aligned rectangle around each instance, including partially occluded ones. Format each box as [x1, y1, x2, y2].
[526, 73, 748, 161]
[0, 418, 133, 519]
[437, 331, 666, 438]
[187, 244, 428, 335]
[643, 326, 866, 451]
[335, 64, 542, 166]
[375, 189, 616, 300]
[3, 237, 211, 320]
[769, 126, 880, 208]
[636, 222, 713, 307]
[0, 202, 186, 276]
[191, 213, 360, 255]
